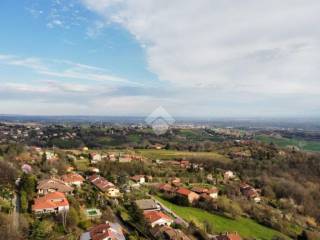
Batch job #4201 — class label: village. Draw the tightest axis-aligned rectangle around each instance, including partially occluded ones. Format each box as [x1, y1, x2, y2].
[0, 142, 286, 240]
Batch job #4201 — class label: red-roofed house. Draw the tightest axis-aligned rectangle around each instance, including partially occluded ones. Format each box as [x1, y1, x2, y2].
[130, 175, 145, 184]
[144, 211, 174, 228]
[61, 173, 84, 187]
[157, 183, 175, 193]
[88, 175, 120, 197]
[80, 221, 126, 240]
[215, 233, 242, 240]
[176, 188, 199, 203]
[32, 192, 69, 214]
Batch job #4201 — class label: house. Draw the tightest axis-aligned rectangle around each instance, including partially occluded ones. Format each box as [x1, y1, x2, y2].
[151, 225, 192, 240]
[130, 175, 145, 185]
[191, 187, 219, 199]
[44, 151, 57, 162]
[32, 192, 69, 214]
[180, 160, 190, 168]
[135, 199, 160, 212]
[176, 188, 199, 203]
[88, 167, 100, 173]
[215, 232, 242, 240]
[144, 211, 173, 228]
[171, 177, 181, 187]
[224, 170, 235, 180]
[191, 187, 209, 194]
[208, 187, 219, 199]
[82, 147, 89, 151]
[108, 153, 117, 162]
[157, 183, 175, 193]
[88, 175, 120, 197]
[37, 178, 74, 195]
[240, 184, 261, 203]
[119, 154, 132, 163]
[90, 153, 102, 164]
[61, 173, 84, 187]
[80, 221, 126, 240]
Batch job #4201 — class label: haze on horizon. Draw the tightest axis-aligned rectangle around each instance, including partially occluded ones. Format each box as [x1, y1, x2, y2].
[0, 0, 319, 118]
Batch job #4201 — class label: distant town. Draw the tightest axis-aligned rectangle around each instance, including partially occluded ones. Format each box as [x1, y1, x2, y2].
[1, 118, 320, 240]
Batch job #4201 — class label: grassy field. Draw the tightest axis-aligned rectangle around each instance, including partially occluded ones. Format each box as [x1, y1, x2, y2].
[136, 149, 230, 163]
[155, 197, 290, 240]
[74, 159, 90, 171]
[255, 135, 320, 152]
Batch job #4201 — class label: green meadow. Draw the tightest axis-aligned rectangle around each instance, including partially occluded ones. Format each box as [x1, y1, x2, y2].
[155, 197, 290, 240]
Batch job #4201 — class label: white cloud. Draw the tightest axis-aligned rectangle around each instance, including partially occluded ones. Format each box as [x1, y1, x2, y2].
[0, 54, 134, 85]
[80, 0, 320, 96]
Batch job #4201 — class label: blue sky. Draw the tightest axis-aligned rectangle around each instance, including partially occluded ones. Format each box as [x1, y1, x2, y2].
[0, 0, 319, 117]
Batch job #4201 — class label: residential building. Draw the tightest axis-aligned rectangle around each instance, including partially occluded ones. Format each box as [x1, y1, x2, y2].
[135, 199, 160, 212]
[151, 226, 192, 240]
[224, 171, 235, 180]
[240, 184, 261, 203]
[88, 175, 120, 197]
[61, 173, 84, 187]
[130, 175, 145, 185]
[37, 178, 74, 195]
[144, 211, 173, 228]
[90, 153, 102, 164]
[176, 187, 199, 203]
[215, 232, 242, 240]
[32, 192, 69, 214]
[80, 221, 126, 240]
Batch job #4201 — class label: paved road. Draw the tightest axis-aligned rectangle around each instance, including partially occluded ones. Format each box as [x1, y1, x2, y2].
[150, 196, 189, 227]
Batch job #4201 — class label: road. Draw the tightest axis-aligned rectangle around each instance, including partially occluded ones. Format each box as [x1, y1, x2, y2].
[150, 196, 189, 227]
[12, 193, 20, 230]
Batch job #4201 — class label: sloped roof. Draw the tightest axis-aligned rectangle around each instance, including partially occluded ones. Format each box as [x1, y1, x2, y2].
[144, 211, 172, 224]
[135, 199, 158, 210]
[61, 173, 84, 183]
[37, 178, 74, 193]
[176, 187, 192, 196]
[32, 192, 69, 210]
[89, 222, 125, 240]
[88, 175, 115, 192]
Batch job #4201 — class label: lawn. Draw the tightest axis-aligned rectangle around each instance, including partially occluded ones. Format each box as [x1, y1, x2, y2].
[136, 149, 230, 163]
[155, 196, 290, 240]
[74, 159, 90, 171]
[255, 135, 320, 152]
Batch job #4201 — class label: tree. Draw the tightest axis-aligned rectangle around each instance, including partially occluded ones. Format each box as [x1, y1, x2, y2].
[67, 207, 79, 229]
[20, 191, 28, 213]
[20, 173, 37, 200]
[29, 220, 52, 240]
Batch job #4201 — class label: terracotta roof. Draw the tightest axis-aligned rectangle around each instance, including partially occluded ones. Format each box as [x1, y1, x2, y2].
[130, 175, 145, 182]
[61, 173, 84, 183]
[216, 233, 242, 240]
[191, 187, 208, 194]
[156, 183, 171, 191]
[144, 211, 172, 224]
[88, 175, 115, 192]
[89, 222, 125, 240]
[176, 187, 191, 196]
[37, 178, 74, 193]
[152, 226, 192, 240]
[32, 192, 69, 211]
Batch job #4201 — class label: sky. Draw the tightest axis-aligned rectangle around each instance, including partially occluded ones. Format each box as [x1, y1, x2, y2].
[0, 0, 319, 118]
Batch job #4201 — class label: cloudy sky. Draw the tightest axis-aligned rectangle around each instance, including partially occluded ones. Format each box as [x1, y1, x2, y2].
[0, 0, 319, 118]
